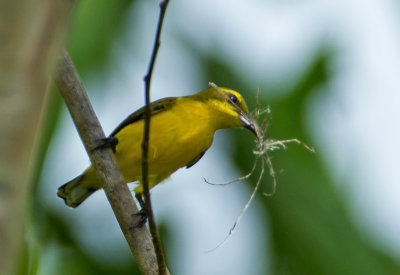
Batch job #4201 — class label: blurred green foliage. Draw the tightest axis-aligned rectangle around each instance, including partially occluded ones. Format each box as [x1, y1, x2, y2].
[34, 212, 138, 275]
[197, 49, 400, 274]
[67, 0, 137, 75]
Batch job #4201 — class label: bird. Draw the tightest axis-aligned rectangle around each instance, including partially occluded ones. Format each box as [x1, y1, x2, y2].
[57, 86, 257, 208]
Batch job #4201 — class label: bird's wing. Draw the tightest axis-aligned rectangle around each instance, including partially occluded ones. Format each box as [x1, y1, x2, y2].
[110, 97, 177, 137]
[185, 151, 206, 168]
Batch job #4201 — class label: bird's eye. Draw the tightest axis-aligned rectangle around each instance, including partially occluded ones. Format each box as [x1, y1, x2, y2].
[228, 93, 239, 105]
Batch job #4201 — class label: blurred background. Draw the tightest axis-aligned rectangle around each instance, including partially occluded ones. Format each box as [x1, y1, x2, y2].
[28, 0, 400, 274]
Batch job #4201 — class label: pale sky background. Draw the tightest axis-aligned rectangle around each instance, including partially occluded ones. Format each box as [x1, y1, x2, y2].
[41, 0, 400, 274]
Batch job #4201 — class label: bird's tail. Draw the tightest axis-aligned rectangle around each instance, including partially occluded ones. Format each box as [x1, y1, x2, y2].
[57, 175, 96, 208]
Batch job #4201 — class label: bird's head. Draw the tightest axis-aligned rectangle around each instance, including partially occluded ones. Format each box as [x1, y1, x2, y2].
[194, 86, 259, 136]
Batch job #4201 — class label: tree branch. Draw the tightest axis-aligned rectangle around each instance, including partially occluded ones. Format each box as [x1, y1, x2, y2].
[142, 1, 170, 274]
[54, 49, 159, 275]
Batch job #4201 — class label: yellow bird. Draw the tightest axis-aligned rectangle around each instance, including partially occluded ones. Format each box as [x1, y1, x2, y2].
[57, 86, 257, 207]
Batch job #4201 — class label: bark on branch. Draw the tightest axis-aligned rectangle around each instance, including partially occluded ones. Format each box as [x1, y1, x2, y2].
[54, 49, 160, 275]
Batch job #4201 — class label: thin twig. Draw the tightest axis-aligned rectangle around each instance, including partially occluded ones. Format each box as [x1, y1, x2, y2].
[55, 49, 159, 275]
[142, 1, 170, 274]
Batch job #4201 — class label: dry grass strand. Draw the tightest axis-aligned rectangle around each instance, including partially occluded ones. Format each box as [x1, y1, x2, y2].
[204, 96, 314, 252]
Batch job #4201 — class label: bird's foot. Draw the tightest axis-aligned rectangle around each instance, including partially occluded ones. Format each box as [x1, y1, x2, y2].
[131, 208, 148, 228]
[92, 137, 118, 153]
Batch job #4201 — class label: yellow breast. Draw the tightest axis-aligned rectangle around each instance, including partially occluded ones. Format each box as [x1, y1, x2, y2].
[113, 97, 217, 192]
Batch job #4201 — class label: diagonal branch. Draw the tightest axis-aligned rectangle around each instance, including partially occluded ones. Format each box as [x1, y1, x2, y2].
[54, 49, 159, 275]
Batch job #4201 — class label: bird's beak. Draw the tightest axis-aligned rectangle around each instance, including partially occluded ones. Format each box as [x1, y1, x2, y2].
[239, 113, 259, 136]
